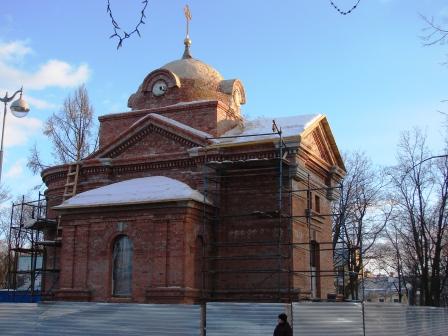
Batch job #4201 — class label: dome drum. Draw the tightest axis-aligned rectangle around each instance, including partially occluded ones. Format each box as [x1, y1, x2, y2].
[128, 57, 246, 112]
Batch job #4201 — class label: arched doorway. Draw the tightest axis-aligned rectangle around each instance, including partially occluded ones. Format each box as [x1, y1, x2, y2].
[112, 235, 133, 296]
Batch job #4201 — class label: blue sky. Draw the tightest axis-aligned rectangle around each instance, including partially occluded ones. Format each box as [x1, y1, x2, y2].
[0, 0, 447, 197]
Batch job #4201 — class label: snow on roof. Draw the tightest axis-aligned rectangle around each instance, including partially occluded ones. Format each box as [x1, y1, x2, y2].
[54, 176, 210, 209]
[216, 114, 321, 145]
[116, 111, 319, 150]
[164, 99, 215, 107]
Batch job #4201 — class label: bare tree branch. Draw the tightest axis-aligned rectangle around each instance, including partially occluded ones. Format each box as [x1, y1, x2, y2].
[27, 85, 98, 175]
[333, 151, 390, 299]
[106, 0, 149, 49]
[385, 128, 448, 306]
[421, 14, 448, 46]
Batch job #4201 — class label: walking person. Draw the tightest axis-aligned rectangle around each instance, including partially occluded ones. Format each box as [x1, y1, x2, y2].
[273, 313, 292, 336]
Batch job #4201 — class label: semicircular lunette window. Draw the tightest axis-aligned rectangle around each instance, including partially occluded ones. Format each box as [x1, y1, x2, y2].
[112, 235, 133, 296]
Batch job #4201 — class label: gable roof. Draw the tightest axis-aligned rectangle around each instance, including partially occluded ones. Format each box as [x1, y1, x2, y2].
[208, 114, 344, 170]
[300, 115, 345, 170]
[89, 113, 214, 159]
[54, 176, 210, 209]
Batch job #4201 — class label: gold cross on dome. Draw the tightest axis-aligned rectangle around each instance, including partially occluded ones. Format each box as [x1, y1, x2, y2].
[184, 4, 192, 38]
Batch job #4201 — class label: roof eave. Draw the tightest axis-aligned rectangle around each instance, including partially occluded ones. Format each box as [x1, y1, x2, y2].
[54, 197, 213, 211]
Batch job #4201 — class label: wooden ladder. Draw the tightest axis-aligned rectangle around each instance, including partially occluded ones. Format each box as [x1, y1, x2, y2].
[63, 162, 80, 200]
[57, 162, 81, 238]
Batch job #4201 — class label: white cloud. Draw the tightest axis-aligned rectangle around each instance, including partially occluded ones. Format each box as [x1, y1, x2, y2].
[0, 40, 32, 62]
[26, 95, 58, 110]
[5, 158, 26, 178]
[25, 60, 90, 90]
[0, 40, 90, 91]
[0, 40, 88, 151]
[3, 113, 43, 147]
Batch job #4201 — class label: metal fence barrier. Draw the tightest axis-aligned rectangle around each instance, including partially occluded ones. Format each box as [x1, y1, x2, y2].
[0, 301, 447, 335]
[364, 303, 448, 336]
[206, 302, 288, 336]
[290, 302, 448, 336]
[292, 302, 364, 336]
[0, 302, 200, 336]
[0, 303, 39, 335]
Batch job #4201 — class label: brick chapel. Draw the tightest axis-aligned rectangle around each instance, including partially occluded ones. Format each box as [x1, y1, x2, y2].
[40, 36, 345, 303]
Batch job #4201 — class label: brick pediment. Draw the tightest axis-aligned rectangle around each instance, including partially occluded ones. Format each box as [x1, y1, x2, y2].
[303, 129, 332, 163]
[90, 113, 210, 159]
[301, 117, 344, 170]
[109, 125, 197, 159]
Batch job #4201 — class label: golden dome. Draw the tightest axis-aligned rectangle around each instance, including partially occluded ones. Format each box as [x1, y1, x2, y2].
[161, 58, 223, 83]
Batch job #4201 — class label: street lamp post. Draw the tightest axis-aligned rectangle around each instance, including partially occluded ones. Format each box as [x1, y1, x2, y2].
[0, 87, 30, 182]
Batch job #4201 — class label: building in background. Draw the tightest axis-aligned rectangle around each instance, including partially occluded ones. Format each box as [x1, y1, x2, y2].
[362, 274, 408, 304]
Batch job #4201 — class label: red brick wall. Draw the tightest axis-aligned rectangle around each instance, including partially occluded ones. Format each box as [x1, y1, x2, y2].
[290, 166, 336, 300]
[55, 202, 207, 303]
[98, 101, 241, 149]
[43, 137, 338, 303]
[115, 131, 191, 159]
[202, 164, 294, 301]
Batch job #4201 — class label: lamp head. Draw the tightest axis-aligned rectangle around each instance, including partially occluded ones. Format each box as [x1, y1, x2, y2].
[10, 96, 30, 118]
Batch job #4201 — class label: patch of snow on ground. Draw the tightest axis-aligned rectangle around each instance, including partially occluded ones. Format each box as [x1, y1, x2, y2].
[55, 176, 209, 209]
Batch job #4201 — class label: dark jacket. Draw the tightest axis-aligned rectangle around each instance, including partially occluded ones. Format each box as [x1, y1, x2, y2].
[273, 321, 293, 336]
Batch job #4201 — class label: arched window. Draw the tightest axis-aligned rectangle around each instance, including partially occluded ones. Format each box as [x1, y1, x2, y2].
[112, 235, 133, 296]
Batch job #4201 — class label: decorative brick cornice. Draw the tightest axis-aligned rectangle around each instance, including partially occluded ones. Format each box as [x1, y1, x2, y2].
[98, 100, 223, 123]
[42, 148, 281, 186]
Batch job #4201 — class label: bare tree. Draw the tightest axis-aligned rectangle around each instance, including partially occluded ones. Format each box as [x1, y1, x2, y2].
[333, 152, 391, 299]
[0, 240, 8, 288]
[0, 186, 11, 240]
[421, 14, 448, 47]
[387, 129, 448, 306]
[0, 194, 41, 289]
[27, 85, 97, 174]
[421, 14, 448, 67]
[0, 189, 13, 288]
[372, 224, 410, 303]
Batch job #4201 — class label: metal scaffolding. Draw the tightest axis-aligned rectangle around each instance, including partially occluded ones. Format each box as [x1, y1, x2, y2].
[6, 193, 60, 301]
[200, 121, 353, 302]
[3, 124, 359, 304]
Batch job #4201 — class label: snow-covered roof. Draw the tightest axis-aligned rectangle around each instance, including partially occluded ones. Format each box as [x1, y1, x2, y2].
[163, 99, 215, 107]
[215, 114, 321, 145]
[54, 176, 210, 209]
